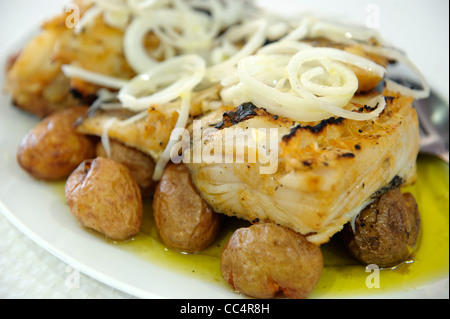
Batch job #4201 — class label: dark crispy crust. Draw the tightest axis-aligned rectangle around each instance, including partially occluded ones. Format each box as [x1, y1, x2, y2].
[214, 102, 258, 129]
[282, 117, 345, 142]
[213, 102, 295, 130]
[214, 95, 391, 145]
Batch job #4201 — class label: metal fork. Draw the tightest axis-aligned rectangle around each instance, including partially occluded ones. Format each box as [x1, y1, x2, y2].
[414, 91, 449, 163]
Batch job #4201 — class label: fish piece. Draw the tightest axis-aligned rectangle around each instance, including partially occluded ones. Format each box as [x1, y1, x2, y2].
[4, 17, 79, 117]
[75, 84, 222, 161]
[76, 108, 178, 161]
[51, 12, 137, 98]
[185, 90, 420, 244]
[308, 39, 390, 93]
[4, 3, 137, 117]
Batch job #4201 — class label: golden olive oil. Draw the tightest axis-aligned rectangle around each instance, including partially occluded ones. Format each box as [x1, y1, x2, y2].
[53, 154, 449, 297]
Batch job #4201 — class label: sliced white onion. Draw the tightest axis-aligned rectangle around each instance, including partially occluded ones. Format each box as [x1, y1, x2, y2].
[123, 16, 160, 74]
[101, 117, 118, 158]
[385, 79, 430, 100]
[61, 65, 128, 89]
[287, 47, 386, 119]
[279, 16, 429, 99]
[89, 88, 120, 112]
[233, 55, 330, 121]
[118, 54, 206, 112]
[289, 47, 385, 80]
[123, 3, 225, 74]
[310, 19, 383, 44]
[150, 11, 213, 54]
[102, 7, 130, 30]
[283, 16, 386, 45]
[75, 5, 103, 34]
[176, 0, 222, 38]
[361, 45, 430, 99]
[72, 1, 425, 143]
[153, 91, 192, 181]
[257, 40, 312, 56]
[206, 19, 268, 82]
[117, 110, 149, 125]
[127, 0, 169, 11]
[223, 46, 387, 122]
[281, 20, 309, 41]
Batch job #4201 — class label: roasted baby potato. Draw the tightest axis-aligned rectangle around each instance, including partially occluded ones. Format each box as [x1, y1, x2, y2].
[17, 106, 96, 180]
[65, 157, 142, 241]
[96, 140, 156, 199]
[152, 163, 221, 253]
[221, 223, 323, 299]
[342, 188, 421, 268]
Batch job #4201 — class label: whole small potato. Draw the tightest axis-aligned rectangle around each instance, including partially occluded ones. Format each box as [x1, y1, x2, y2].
[96, 140, 156, 199]
[221, 223, 323, 299]
[17, 106, 96, 180]
[152, 163, 221, 253]
[342, 188, 421, 268]
[65, 157, 142, 241]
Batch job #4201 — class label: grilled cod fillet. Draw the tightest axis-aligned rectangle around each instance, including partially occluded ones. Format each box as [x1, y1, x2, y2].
[75, 84, 222, 160]
[76, 108, 178, 160]
[4, 2, 138, 117]
[185, 90, 420, 244]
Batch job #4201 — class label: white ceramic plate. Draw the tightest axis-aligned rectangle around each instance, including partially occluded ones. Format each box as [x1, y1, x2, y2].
[1, 0, 448, 299]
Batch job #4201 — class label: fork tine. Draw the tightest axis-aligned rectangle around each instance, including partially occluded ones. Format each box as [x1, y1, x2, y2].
[414, 99, 449, 163]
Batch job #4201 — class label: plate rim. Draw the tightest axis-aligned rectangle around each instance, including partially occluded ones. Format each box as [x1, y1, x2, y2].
[0, 1, 448, 300]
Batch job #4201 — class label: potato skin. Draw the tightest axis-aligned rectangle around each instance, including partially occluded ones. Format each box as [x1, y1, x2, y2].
[221, 223, 323, 299]
[152, 163, 221, 253]
[96, 140, 156, 199]
[342, 188, 421, 268]
[65, 157, 142, 241]
[17, 106, 96, 180]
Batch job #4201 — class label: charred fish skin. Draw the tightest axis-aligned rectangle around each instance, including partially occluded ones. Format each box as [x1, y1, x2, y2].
[186, 91, 420, 244]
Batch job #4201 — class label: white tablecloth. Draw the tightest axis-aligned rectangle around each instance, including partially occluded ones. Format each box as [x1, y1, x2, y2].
[0, 213, 133, 299]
